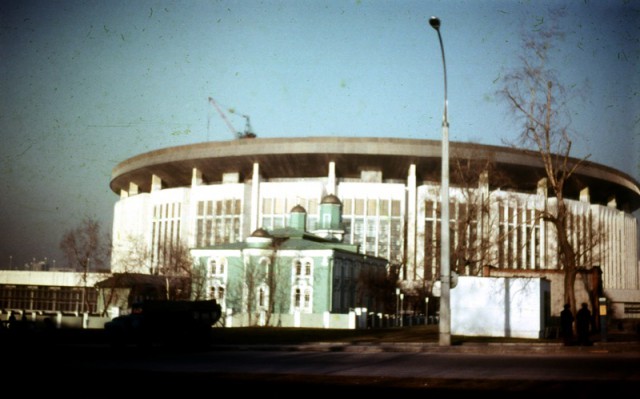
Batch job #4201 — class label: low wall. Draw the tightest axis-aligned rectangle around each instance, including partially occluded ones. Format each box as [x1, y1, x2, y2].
[1, 310, 111, 330]
[2, 309, 426, 331]
[224, 310, 356, 329]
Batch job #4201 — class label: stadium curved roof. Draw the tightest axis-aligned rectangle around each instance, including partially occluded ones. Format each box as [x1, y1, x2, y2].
[111, 137, 640, 211]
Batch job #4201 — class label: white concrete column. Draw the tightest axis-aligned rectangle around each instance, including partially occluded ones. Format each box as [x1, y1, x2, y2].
[251, 163, 260, 232]
[537, 178, 547, 198]
[615, 212, 622, 287]
[629, 215, 639, 289]
[192, 167, 203, 187]
[327, 161, 336, 196]
[406, 164, 417, 281]
[129, 182, 138, 196]
[580, 187, 590, 203]
[151, 174, 162, 192]
[537, 178, 548, 270]
[478, 171, 489, 270]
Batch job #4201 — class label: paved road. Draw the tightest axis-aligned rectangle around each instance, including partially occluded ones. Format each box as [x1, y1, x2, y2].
[7, 340, 640, 398]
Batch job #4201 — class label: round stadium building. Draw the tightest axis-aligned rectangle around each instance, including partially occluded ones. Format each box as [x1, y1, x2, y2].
[110, 137, 640, 319]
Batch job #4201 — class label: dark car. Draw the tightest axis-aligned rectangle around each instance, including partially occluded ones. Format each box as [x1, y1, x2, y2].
[105, 299, 221, 347]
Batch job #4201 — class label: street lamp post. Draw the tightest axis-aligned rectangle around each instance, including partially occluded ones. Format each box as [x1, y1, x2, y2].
[429, 16, 451, 346]
[400, 293, 404, 327]
[395, 288, 400, 327]
[425, 296, 429, 325]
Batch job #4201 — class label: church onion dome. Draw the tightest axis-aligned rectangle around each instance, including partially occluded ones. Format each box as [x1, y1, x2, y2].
[321, 194, 341, 205]
[290, 204, 306, 213]
[247, 227, 273, 248]
[250, 228, 272, 238]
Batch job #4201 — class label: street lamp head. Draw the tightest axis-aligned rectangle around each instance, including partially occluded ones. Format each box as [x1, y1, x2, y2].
[429, 16, 441, 30]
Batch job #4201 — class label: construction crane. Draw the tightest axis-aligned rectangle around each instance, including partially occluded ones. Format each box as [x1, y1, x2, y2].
[208, 97, 256, 139]
[238, 114, 256, 139]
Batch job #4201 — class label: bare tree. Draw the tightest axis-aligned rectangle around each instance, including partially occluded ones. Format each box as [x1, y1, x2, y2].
[263, 245, 291, 326]
[156, 238, 193, 300]
[450, 159, 507, 276]
[97, 234, 158, 315]
[111, 234, 152, 274]
[59, 217, 111, 313]
[500, 10, 590, 314]
[225, 236, 293, 327]
[419, 159, 514, 303]
[98, 234, 211, 317]
[356, 260, 393, 315]
[95, 272, 139, 317]
[230, 251, 271, 326]
[238, 248, 289, 327]
[245, 255, 263, 326]
[111, 234, 195, 300]
[190, 260, 209, 301]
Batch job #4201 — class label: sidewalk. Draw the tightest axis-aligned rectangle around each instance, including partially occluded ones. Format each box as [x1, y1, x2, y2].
[210, 331, 640, 355]
[209, 341, 640, 354]
[305, 340, 640, 354]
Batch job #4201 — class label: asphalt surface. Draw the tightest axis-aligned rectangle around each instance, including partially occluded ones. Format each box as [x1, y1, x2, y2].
[3, 327, 639, 398]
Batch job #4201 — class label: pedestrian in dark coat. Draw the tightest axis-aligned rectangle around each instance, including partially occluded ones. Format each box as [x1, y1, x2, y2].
[576, 302, 592, 346]
[560, 304, 574, 345]
[8, 312, 17, 329]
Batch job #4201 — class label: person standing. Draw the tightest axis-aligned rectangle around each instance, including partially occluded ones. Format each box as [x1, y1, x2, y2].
[576, 302, 592, 346]
[8, 311, 17, 329]
[560, 304, 574, 345]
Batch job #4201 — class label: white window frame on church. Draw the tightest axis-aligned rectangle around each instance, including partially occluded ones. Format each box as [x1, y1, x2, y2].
[292, 257, 313, 281]
[257, 283, 269, 310]
[208, 257, 227, 308]
[292, 285, 312, 313]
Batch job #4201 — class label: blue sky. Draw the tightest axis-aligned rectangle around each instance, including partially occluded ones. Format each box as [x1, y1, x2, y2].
[1, 0, 638, 268]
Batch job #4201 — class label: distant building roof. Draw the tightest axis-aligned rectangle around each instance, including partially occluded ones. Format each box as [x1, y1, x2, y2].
[250, 228, 272, 238]
[321, 194, 341, 205]
[290, 204, 307, 213]
[111, 137, 640, 211]
[95, 273, 168, 288]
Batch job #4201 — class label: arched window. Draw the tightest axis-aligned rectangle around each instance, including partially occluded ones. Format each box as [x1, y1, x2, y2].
[295, 260, 302, 276]
[292, 286, 313, 312]
[210, 285, 225, 302]
[294, 258, 313, 279]
[210, 258, 227, 276]
[294, 288, 301, 307]
[209, 259, 217, 274]
[260, 257, 270, 273]
[257, 284, 269, 309]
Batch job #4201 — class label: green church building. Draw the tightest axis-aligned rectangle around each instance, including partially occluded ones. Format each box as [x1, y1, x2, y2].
[190, 195, 389, 328]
